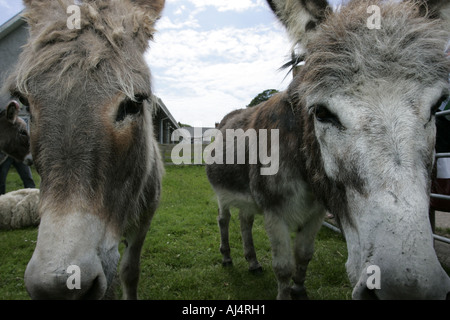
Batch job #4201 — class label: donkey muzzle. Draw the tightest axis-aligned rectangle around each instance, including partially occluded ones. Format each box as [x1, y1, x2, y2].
[25, 210, 120, 300]
[25, 253, 108, 300]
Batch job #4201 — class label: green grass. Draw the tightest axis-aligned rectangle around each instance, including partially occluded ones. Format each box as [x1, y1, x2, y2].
[0, 165, 352, 300]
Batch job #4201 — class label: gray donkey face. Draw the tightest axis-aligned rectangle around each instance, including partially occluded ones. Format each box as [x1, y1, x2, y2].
[315, 83, 447, 299]
[6, 0, 164, 299]
[270, 0, 450, 299]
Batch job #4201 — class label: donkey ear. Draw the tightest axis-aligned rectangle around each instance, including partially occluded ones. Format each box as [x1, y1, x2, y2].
[6, 101, 20, 124]
[22, 0, 59, 8]
[129, 0, 165, 18]
[266, 0, 331, 46]
[22, 0, 37, 6]
[126, 0, 165, 41]
[420, 0, 450, 28]
[21, 0, 68, 27]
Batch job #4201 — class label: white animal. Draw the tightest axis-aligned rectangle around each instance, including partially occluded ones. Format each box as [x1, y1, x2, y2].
[0, 188, 39, 230]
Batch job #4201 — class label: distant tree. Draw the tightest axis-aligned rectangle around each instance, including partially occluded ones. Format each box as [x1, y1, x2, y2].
[178, 122, 192, 127]
[247, 89, 279, 108]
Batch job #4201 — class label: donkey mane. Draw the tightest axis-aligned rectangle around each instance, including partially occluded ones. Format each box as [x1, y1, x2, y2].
[7, 0, 161, 103]
[295, 0, 450, 101]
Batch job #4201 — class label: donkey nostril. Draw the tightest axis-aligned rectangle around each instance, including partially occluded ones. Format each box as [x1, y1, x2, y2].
[81, 276, 103, 300]
[446, 292, 450, 300]
[364, 288, 379, 300]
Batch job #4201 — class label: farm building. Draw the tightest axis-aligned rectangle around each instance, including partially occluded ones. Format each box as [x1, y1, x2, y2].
[172, 127, 216, 144]
[0, 11, 179, 143]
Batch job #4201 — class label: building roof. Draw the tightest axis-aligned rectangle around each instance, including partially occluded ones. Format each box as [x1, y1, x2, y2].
[0, 11, 25, 42]
[154, 96, 179, 129]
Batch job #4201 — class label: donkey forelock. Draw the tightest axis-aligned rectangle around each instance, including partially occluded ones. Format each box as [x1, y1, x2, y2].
[8, 0, 161, 103]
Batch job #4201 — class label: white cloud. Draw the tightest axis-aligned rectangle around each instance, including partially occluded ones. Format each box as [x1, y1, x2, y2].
[0, 0, 11, 10]
[140, 0, 298, 127]
[146, 20, 292, 127]
[191, 0, 265, 12]
[174, 5, 186, 15]
[157, 15, 200, 30]
[167, 0, 265, 13]
[0, 1, 24, 26]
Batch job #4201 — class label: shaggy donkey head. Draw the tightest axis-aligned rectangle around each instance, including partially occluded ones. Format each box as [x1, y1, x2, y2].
[269, 0, 450, 299]
[6, 0, 164, 299]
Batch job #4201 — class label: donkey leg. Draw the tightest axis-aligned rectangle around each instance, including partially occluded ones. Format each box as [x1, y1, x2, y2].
[218, 206, 233, 267]
[120, 211, 154, 300]
[291, 210, 325, 300]
[264, 213, 294, 300]
[239, 209, 262, 273]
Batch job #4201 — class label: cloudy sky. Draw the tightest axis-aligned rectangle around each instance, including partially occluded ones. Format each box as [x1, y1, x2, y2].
[0, 0, 343, 127]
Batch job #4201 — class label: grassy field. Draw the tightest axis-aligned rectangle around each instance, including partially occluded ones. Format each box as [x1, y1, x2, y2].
[0, 165, 352, 300]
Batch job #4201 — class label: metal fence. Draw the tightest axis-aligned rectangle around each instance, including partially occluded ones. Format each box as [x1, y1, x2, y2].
[429, 109, 450, 244]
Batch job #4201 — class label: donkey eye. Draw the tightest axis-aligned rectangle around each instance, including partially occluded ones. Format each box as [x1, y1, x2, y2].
[312, 104, 342, 128]
[115, 96, 145, 122]
[11, 91, 29, 107]
[429, 95, 448, 121]
[134, 94, 148, 104]
[19, 95, 29, 107]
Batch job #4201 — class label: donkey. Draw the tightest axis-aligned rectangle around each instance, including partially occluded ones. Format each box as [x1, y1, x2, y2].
[206, 0, 450, 299]
[4, 0, 165, 299]
[0, 101, 31, 165]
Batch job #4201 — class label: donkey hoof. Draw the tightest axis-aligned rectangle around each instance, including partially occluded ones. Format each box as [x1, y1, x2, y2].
[290, 286, 308, 300]
[249, 266, 263, 275]
[222, 260, 233, 267]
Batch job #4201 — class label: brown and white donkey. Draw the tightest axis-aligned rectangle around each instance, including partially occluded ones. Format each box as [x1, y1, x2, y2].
[207, 0, 450, 299]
